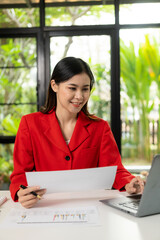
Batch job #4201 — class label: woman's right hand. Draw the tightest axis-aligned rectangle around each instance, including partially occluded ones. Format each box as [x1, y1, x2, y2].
[17, 186, 46, 208]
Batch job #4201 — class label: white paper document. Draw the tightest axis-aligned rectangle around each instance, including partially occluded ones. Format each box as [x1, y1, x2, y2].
[2, 205, 99, 226]
[16, 206, 98, 224]
[26, 166, 117, 194]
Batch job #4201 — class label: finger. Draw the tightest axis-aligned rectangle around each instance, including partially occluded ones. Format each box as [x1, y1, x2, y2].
[133, 184, 141, 193]
[21, 186, 41, 195]
[17, 187, 45, 209]
[21, 198, 39, 208]
[18, 193, 39, 208]
[128, 187, 137, 194]
[18, 192, 37, 204]
[129, 177, 137, 186]
[135, 176, 143, 186]
[133, 178, 144, 193]
[136, 176, 144, 188]
[18, 189, 46, 206]
[36, 189, 47, 196]
[18, 186, 41, 198]
[132, 176, 142, 186]
[19, 189, 46, 202]
[125, 183, 137, 194]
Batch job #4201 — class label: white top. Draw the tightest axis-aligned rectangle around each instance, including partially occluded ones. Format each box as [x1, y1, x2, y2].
[65, 139, 70, 145]
[0, 190, 160, 240]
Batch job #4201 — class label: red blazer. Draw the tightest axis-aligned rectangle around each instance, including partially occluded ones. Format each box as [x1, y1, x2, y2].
[10, 110, 134, 201]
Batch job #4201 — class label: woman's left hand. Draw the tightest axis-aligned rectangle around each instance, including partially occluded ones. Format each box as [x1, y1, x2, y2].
[125, 176, 145, 194]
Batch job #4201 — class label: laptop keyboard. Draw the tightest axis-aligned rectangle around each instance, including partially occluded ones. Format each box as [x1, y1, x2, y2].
[118, 199, 140, 210]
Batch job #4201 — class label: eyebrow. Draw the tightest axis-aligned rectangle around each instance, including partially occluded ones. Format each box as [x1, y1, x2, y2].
[67, 83, 90, 87]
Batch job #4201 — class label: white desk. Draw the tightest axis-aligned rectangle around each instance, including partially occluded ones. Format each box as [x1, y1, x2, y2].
[0, 190, 160, 240]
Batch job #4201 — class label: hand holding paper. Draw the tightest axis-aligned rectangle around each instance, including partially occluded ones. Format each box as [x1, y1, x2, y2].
[26, 166, 117, 194]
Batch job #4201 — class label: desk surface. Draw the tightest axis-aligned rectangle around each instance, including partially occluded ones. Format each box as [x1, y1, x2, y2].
[0, 190, 160, 240]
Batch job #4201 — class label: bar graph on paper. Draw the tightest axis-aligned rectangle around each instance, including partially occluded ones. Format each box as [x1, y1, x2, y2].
[14, 206, 99, 224]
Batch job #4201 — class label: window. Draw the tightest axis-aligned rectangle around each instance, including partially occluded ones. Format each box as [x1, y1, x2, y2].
[119, 3, 160, 25]
[0, 37, 37, 136]
[0, 7, 39, 28]
[119, 2, 160, 167]
[120, 28, 160, 165]
[0, 0, 159, 189]
[45, 4, 114, 26]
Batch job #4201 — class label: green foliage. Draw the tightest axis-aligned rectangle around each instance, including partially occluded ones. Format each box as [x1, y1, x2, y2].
[142, 35, 160, 79]
[0, 37, 37, 136]
[45, 5, 114, 25]
[89, 63, 110, 120]
[0, 8, 39, 28]
[45, 7, 71, 25]
[86, 5, 114, 17]
[142, 35, 160, 150]
[1, 115, 20, 135]
[120, 35, 160, 161]
[0, 144, 14, 184]
[0, 158, 13, 183]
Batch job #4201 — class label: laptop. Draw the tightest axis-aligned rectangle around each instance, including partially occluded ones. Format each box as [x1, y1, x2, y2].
[100, 154, 160, 217]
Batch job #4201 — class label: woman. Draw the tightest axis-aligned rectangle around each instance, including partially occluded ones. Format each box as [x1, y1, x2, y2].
[10, 57, 144, 208]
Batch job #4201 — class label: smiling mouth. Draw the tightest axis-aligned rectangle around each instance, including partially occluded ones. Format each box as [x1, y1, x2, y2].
[71, 102, 82, 107]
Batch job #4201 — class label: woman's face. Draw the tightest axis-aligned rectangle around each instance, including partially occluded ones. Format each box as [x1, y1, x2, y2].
[51, 73, 91, 116]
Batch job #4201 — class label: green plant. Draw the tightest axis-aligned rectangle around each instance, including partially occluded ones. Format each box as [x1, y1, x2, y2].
[0, 157, 13, 184]
[120, 37, 154, 161]
[1, 114, 20, 135]
[89, 63, 110, 120]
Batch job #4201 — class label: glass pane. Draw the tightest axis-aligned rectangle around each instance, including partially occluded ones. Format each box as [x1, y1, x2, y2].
[0, 67, 37, 104]
[120, 3, 160, 24]
[0, 1, 39, 4]
[45, 5, 114, 26]
[0, 143, 14, 190]
[0, 104, 37, 136]
[0, 7, 39, 28]
[45, 0, 107, 2]
[120, 28, 160, 166]
[0, 37, 37, 136]
[50, 35, 111, 121]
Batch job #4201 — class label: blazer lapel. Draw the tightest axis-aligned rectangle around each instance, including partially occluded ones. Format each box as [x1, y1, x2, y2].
[69, 111, 91, 152]
[40, 110, 92, 153]
[40, 111, 69, 154]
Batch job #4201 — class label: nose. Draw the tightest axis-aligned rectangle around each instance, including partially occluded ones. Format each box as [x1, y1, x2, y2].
[75, 90, 83, 100]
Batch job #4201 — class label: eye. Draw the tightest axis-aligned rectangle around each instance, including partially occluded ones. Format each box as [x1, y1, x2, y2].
[83, 88, 89, 91]
[69, 87, 76, 91]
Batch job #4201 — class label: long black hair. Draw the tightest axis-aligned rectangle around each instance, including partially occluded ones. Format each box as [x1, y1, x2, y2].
[40, 57, 96, 119]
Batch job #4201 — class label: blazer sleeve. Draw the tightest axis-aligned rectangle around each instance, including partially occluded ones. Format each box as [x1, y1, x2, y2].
[98, 121, 134, 190]
[10, 116, 35, 201]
